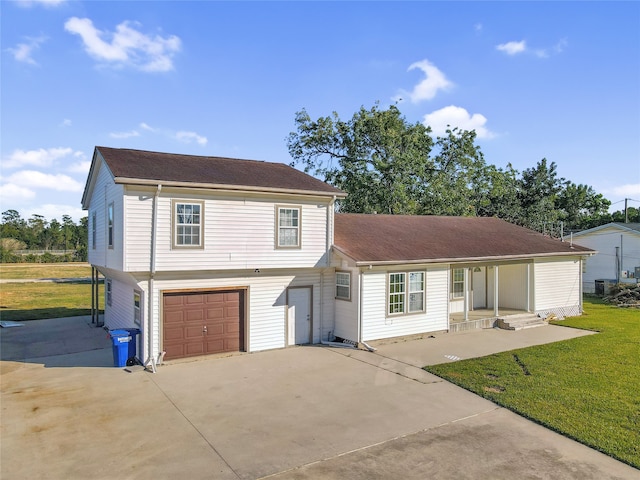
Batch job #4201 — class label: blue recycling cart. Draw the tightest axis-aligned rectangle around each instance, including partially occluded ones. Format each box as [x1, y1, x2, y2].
[109, 330, 131, 367]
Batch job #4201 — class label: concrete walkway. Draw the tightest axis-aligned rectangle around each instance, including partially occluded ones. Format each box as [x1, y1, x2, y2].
[1, 318, 636, 479]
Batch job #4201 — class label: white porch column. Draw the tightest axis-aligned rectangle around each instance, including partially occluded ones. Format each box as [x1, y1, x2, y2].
[493, 265, 499, 316]
[464, 267, 469, 321]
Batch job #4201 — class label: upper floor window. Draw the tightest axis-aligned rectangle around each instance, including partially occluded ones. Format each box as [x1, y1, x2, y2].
[276, 206, 301, 248]
[107, 203, 114, 249]
[388, 271, 425, 315]
[173, 201, 203, 248]
[336, 271, 351, 300]
[91, 211, 96, 249]
[452, 268, 465, 298]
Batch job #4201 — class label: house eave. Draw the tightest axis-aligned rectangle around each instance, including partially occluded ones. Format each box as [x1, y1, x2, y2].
[340, 250, 594, 268]
[113, 177, 347, 199]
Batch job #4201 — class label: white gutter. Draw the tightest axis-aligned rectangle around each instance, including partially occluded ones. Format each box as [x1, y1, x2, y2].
[145, 184, 162, 373]
[114, 177, 347, 199]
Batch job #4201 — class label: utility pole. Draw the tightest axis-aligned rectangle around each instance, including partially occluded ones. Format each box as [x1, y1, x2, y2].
[624, 198, 628, 223]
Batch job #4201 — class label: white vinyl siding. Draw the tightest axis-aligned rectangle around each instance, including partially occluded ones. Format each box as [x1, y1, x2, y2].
[534, 258, 581, 316]
[496, 264, 529, 310]
[362, 266, 448, 342]
[125, 190, 330, 272]
[333, 267, 359, 342]
[86, 153, 124, 270]
[138, 269, 328, 359]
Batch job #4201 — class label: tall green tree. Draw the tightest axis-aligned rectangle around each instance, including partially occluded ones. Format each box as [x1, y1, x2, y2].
[288, 104, 486, 215]
[556, 182, 611, 229]
[517, 158, 563, 230]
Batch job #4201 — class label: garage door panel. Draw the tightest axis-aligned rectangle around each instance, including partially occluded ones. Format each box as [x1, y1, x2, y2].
[163, 289, 244, 360]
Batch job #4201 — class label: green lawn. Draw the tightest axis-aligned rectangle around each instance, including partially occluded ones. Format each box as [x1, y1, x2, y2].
[425, 298, 640, 468]
[0, 263, 102, 321]
[0, 262, 92, 280]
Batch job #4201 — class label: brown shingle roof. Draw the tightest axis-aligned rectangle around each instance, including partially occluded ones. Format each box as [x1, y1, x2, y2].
[95, 146, 344, 196]
[334, 214, 594, 265]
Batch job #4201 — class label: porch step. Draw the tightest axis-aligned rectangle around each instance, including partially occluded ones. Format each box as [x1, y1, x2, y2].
[496, 314, 547, 331]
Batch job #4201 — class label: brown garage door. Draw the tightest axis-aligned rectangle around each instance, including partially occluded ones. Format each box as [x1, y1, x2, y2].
[163, 290, 244, 360]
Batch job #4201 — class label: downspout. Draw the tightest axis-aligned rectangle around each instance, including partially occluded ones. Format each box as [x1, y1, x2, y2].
[145, 184, 162, 372]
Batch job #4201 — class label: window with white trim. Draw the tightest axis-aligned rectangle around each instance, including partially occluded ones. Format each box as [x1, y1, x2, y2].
[173, 201, 203, 248]
[336, 271, 351, 300]
[107, 203, 114, 248]
[277, 206, 301, 248]
[452, 268, 464, 298]
[389, 271, 425, 315]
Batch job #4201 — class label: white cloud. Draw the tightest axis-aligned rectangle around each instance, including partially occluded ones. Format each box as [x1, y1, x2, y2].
[140, 122, 156, 132]
[3, 147, 76, 168]
[6, 36, 47, 65]
[24, 204, 86, 223]
[0, 183, 36, 202]
[394, 59, 453, 103]
[497, 38, 568, 58]
[176, 131, 208, 146]
[64, 17, 181, 72]
[60, 119, 72, 127]
[496, 40, 527, 56]
[608, 183, 640, 197]
[5, 170, 84, 192]
[474, 23, 483, 33]
[68, 160, 91, 174]
[110, 130, 140, 139]
[422, 105, 495, 139]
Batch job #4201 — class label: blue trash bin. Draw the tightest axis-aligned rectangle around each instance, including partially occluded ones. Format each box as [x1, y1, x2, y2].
[122, 328, 141, 362]
[109, 329, 131, 367]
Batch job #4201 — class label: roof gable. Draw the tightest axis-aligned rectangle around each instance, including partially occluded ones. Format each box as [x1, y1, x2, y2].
[334, 214, 593, 265]
[83, 147, 344, 208]
[572, 222, 640, 237]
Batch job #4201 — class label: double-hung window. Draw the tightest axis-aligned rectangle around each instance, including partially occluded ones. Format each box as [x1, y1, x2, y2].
[173, 201, 203, 248]
[133, 291, 141, 326]
[276, 206, 301, 248]
[452, 268, 465, 299]
[388, 271, 425, 315]
[107, 203, 114, 249]
[336, 271, 351, 300]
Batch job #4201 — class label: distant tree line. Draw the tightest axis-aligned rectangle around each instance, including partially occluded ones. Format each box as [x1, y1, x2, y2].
[288, 103, 637, 234]
[0, 210, 88, 263]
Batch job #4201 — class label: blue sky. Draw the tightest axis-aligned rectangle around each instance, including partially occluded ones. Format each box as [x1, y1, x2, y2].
[2, 0, 639, 222]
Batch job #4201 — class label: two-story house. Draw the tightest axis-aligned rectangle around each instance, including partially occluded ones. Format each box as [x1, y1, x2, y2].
[82, 146, 345, 369]
[82, 146, 594, 370]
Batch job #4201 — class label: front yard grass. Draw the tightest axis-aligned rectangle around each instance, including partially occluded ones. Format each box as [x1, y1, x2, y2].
[425, 298, 639, 468]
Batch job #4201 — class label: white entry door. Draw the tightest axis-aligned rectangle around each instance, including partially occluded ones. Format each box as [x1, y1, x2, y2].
[472, 267, 486, 309]
[287, 287, 311, 345]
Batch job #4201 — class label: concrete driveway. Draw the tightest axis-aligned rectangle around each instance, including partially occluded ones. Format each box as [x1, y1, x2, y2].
[1, 317, 637, 479]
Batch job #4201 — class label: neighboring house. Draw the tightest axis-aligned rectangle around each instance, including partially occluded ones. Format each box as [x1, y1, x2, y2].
[82, 146, 594, 368]
[568, 223, 640, 293]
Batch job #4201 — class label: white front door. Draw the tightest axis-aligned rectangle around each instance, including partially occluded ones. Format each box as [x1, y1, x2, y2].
[472, 267, 486, 309]
[287, 287, 311, 345]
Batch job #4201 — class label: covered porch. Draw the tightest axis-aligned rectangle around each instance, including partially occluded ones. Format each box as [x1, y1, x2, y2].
[448, 262, 534, 332]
